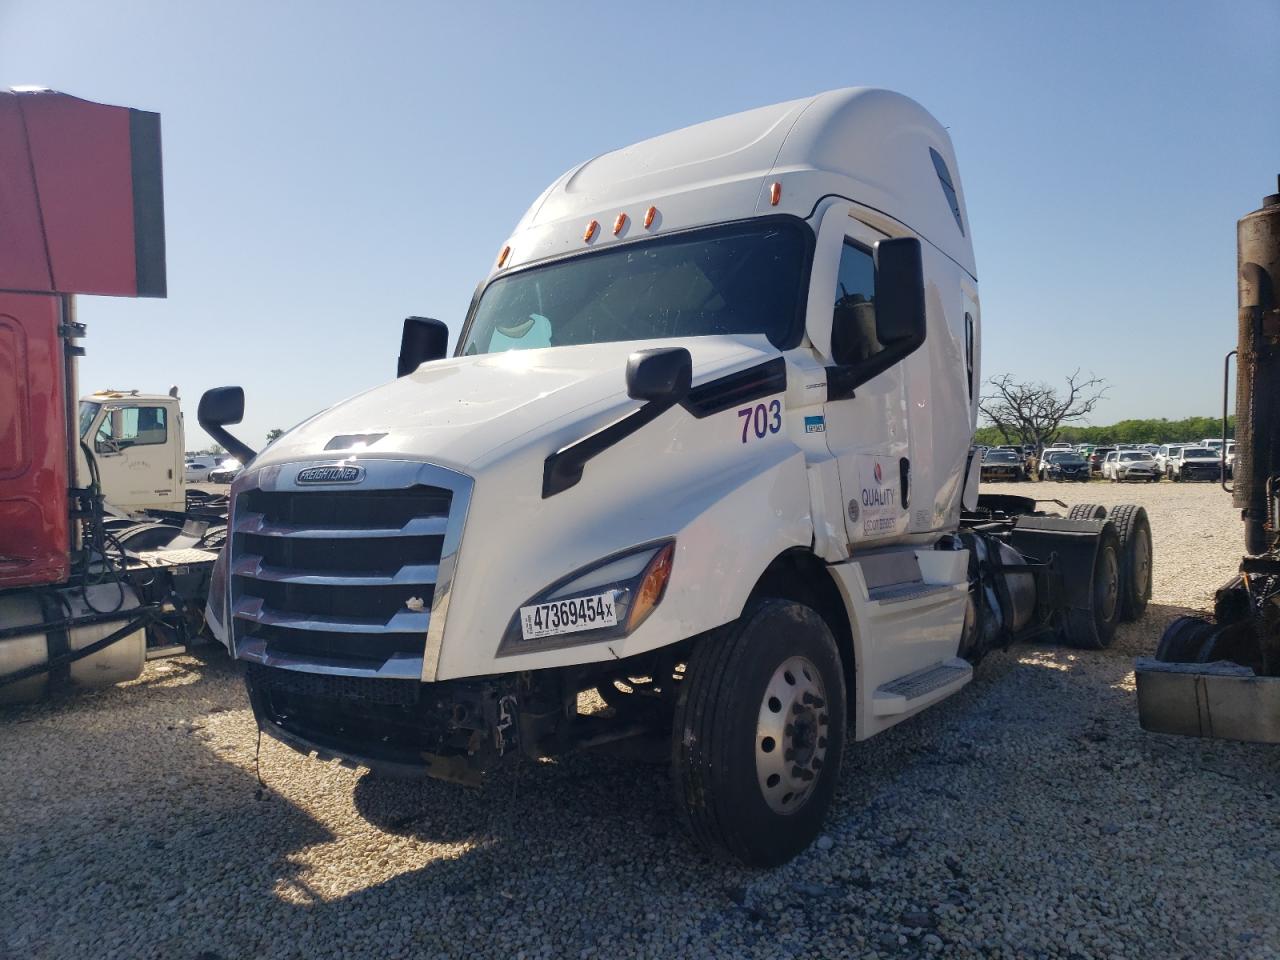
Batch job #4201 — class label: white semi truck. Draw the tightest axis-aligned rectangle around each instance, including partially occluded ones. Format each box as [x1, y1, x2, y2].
[202, 88, 1153, 865]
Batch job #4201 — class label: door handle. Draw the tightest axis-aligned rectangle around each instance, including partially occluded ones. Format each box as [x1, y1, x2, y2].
[168, 468, 173, 479]
[899, 457, 911, 510]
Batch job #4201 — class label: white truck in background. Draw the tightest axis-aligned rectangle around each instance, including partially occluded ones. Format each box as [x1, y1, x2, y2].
[201, 88, 1153, 865]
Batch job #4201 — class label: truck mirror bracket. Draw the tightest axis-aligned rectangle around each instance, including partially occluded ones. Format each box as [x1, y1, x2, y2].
[543, 347, 692, 498]
[197, 386, 257, 466]
[542, 399, 675, 498]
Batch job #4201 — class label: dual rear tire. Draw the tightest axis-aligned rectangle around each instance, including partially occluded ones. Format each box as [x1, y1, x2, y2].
[1060, 503, 1152, 649]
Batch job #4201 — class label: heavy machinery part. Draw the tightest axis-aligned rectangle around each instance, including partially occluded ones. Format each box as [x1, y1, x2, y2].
[1008, 516, 1121, 650]
[1155, 616, 1218, 663]
[1136, 658, 1280, 744]
[113, 522, 183, 552]
[1233, 180, 1280, 555]
[0, 582, 148, 704]
[1108, 504, 1153, 622]
[1067, 503, 1107, 521]
[957, 533, 1038, 663]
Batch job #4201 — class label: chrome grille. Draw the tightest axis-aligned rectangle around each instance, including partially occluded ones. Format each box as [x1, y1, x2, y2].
[228, 460, 473, 680]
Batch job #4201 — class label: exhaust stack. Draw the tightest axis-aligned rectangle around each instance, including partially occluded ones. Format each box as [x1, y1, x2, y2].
[1233, 176, 1280, 555]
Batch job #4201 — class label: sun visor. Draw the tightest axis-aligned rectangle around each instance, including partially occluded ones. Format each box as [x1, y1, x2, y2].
[0, 89, 165, 297]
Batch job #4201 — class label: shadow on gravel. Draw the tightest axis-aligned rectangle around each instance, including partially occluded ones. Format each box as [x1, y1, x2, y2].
[0, 663, 336, 960]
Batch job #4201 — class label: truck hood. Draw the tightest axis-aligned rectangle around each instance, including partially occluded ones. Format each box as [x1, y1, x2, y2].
[256, 336, 776, 472]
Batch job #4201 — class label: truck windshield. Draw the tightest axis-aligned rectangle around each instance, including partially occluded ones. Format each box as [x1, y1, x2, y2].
[460, 220, 809, 355]
[78, 401, 100, 437]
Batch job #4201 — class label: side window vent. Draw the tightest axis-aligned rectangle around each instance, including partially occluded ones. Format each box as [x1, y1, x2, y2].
[929, 147, 965, 236]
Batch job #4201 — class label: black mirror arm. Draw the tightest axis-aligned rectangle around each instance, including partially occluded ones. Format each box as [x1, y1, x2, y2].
[542, 396, 679, 498]
[199, 420, 257, 468]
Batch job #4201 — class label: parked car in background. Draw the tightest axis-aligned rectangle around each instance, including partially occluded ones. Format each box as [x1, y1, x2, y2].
[1201, 438, 1225, 452]
[1103, 450, 1159, 482]
[1225, 440, 1236, 478]
[184, 454, 218, 483]
[207, 458, 242, 484]
[980, 447, 1026, 482]
[1040, 450, 1091, 482]
[1155, 444, 1183, 478]
[1169, 446, 1221, 482]
[1089, 446, 1116, 475]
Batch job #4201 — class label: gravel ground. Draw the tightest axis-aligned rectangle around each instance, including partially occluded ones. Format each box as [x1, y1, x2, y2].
[3, 480, 1278, 960]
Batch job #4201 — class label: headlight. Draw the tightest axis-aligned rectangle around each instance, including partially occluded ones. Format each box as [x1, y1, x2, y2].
[498, 540, 675, 655]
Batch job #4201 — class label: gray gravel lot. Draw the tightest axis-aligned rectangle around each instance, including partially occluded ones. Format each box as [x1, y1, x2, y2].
[3, 480, 1278, 960]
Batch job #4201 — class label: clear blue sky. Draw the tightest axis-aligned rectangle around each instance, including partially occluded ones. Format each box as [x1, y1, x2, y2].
[3, 0, 1277, 449]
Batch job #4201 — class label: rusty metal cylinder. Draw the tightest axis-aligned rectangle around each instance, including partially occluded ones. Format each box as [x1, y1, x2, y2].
[1234, 177, 1280, 555]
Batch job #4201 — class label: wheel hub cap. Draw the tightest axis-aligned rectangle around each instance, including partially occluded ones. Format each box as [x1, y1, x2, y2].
[755, 655, 830, 815]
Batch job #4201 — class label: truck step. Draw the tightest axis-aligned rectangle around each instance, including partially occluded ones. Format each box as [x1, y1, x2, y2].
[866, 581, 956, 605]
[872, 658, 972, 716]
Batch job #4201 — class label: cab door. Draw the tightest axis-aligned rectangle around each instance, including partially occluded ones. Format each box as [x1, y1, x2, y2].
[90, 402, 182, 514]
[804, 204, 910, 547]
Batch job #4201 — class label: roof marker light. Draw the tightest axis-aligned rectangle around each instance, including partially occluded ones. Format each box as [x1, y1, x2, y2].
[644, 206, 657, 228]
[497, 245, 511, 268]
[769, 182, 782, 206]
[584, 219, 599, 242]
[613, 213, 627, 236]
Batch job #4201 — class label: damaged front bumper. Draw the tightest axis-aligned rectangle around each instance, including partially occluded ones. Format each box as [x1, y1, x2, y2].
[245, 663, 557, 785]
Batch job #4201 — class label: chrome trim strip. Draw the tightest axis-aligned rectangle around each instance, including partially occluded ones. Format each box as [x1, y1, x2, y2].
[233, 555, 440, 587]
[233, 598, 430, 634]
[228, 458, 474, 681]
[233, 513, 449, 539]
[235, 638, 424, 679]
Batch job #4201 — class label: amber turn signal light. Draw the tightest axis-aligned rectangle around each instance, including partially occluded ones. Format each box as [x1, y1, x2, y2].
[644, 206, 657, 228]
[497, 245, 511, 268]
[626, 542, 676, 634]
[769, 182, 782, 206]
[584, 219, 599, 242]
[613, 213, 627, 235]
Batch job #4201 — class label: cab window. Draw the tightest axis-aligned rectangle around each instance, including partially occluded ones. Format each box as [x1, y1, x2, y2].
[95, 405, 168, 452]
[831, 241, 880, 364]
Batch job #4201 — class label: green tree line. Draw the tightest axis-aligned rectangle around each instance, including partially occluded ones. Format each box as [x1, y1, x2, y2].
[975, 415, 1234, 447]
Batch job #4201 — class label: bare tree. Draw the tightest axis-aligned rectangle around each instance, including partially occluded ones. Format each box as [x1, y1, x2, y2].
[979, 370, 1109, 449]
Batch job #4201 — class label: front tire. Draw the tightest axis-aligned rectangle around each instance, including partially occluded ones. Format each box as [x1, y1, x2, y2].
[671, 599, 846, 867]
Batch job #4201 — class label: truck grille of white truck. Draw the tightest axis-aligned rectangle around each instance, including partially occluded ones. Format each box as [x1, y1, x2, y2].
[227, 460, 473, 679]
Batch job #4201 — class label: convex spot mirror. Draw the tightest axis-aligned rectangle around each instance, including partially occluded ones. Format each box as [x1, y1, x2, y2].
[398, 316, 449, 377]
[626, 347, 692, 405]
[830, 236, 926, 387]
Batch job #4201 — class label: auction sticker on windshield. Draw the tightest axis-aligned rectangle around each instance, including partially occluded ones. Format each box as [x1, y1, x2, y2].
[520, 592, 618, 640]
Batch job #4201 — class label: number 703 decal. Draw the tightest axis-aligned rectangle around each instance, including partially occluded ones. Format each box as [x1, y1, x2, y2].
[738, 399, 783, 443]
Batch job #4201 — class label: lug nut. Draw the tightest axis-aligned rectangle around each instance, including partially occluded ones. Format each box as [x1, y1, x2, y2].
[792, 703, 805, 715]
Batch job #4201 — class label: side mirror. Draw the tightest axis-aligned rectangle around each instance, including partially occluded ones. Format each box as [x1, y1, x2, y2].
[197, 386, 257, 466]
[197, 386, 244, 427]
[873, 236, 926, 346]
[626, 347, 692, 405]
[398, 316, 449, 377]
[829, 237, 926, 392]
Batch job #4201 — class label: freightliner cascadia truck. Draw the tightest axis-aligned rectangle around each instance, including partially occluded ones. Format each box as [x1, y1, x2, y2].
[202, 88, 1154, 865]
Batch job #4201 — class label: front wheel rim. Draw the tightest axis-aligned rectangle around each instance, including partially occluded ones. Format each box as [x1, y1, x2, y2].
[755, 655, 830, 815]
